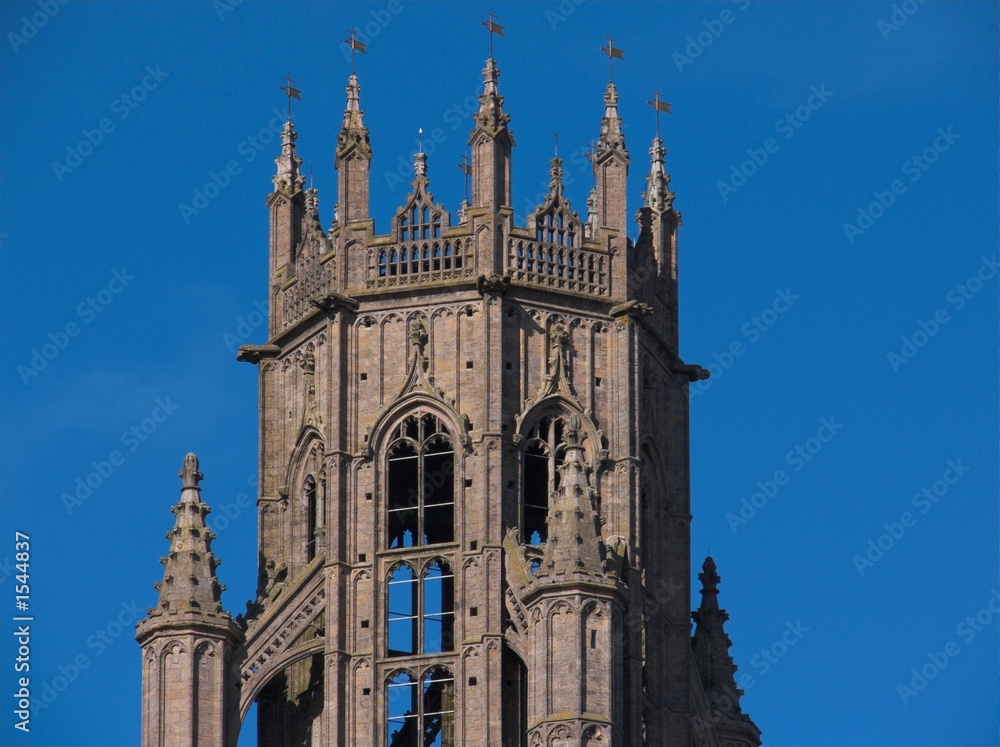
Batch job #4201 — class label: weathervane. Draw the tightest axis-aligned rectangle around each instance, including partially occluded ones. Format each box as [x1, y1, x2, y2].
[647, 87, 672, 136]
[344, 27, 367, 74]
[482, 9, 505, 58]
[279, 72, 301, 122]
[600, 33, 624, 82]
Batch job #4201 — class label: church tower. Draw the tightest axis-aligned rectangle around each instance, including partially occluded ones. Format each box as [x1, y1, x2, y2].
[138, 29, 760, 747]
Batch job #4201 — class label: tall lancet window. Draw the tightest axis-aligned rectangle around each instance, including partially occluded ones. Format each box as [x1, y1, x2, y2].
[304, 475, 318, 561]
[522, 415, 567, 545]
[386, 414, 455, 549]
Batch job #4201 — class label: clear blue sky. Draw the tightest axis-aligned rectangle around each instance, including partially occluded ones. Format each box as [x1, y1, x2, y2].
[1, 1, 996, 745]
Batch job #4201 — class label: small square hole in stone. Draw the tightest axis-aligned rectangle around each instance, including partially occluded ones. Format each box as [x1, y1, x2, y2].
[365, 492, 372, 501]
[465, 479, 473, 488]
[505, 361, 512, 370]
[363, 687, 371, 695]
[469, 677, 478, 686]
[507, 480, 514, 490]
[360, 372, 368, 381]
[470, 607, 478, 617]
[361, 620, 369, 629]
[595, 377, 602, 387]
[470, 540, 478, 551]
[466, 360, 474, 369]
[358, 553, 366, 563]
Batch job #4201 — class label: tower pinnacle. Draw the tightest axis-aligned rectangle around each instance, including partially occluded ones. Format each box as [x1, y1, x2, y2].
[537, 415, 605, 577]
[468, 53, 513, 210]
[597, 82, 626, 155]
[473, 57, 510, 135]
[143, 453, 230, 618]
[335, 72, 372, 226]
[136, 455, 241, 747]
[273, 120, 304, 195]
[692, 556, 761, 745]
[644, 135, 674, 212]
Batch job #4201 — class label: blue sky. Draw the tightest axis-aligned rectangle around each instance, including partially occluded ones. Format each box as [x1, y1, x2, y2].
[1, 1, 996, 745]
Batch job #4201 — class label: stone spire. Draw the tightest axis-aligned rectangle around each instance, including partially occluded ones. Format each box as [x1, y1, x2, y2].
[273, 120, 304, 195]
[536, 415, 605, 577]
[268, 118, 305, 305]
[136, 454, 242, 747]
[473, 57, 510, 135]
[335, 73, 372, 226]
[597, 82, 626, 154]
[692, 556, 759, 743]
[145, 454, 230, 619]
[469, 56, 513, 210]
[593, 82, 630, 236]
[644, 135, 674, 212]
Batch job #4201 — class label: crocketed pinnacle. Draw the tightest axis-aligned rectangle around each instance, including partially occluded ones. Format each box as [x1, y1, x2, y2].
[644, 135, 674, 212]
[273, 120, 304, 194]
[537, 415, 605, 577]
[691, 556, 747, 721]
[595, 82, 627, 159]
[472, 58, 511, 137]
[336, 74, 372, 162]
[147, 454, 229, 620]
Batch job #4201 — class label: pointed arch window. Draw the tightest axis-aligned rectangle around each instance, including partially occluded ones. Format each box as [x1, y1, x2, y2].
[522, 415, 567, 545]
[387, 667, 455, 747]
[387, 560, 455, 658]
[386, 414, 455, 549]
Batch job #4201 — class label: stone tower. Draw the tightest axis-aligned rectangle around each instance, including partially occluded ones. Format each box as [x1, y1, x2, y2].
[138, 41, 761, 747]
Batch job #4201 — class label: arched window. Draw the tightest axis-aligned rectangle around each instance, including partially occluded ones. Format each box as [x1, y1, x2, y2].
[386, 414, 455, 549]
[387, 560, 454, 658]
[522, 415, 567, 545]
[386, 668, 455, 747]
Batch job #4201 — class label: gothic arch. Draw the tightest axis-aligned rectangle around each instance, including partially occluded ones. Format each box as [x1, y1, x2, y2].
[514, 397, 598, 457]
[367, 394, 470, 458]
[284, 427, 326, 570]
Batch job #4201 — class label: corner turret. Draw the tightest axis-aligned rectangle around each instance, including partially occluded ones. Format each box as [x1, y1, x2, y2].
[135, 454, 242, 747]
[691, 557, 762, 747]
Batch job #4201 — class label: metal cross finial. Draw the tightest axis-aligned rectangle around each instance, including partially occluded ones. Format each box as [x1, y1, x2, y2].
[600, 33, 624, 82]
[279, 72, 301, 122]
[482, 9, 505, 59]
[647, 87, 673, 136]
[344, 27, 367, 75]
